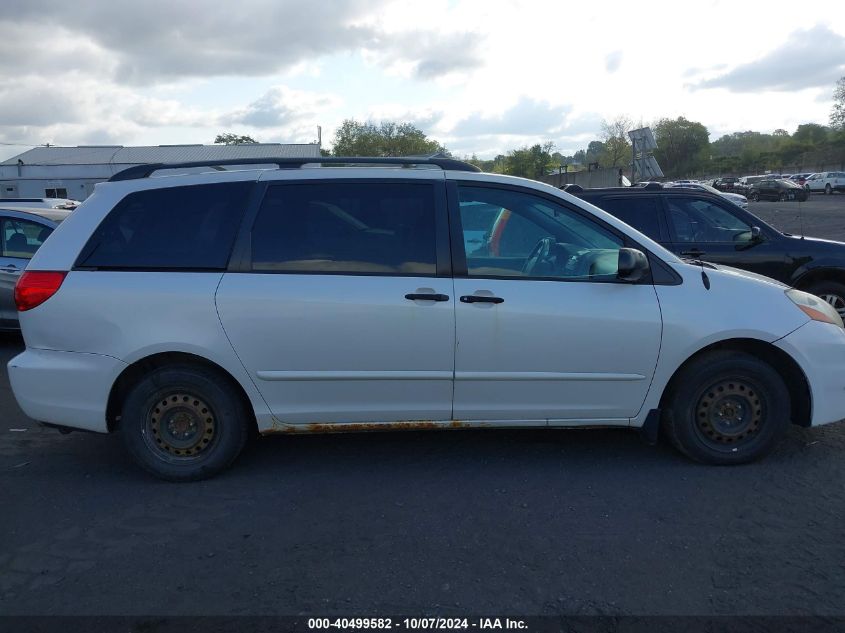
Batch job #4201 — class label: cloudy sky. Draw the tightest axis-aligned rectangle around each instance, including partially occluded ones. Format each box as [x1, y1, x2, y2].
[1, 0, 844, 161]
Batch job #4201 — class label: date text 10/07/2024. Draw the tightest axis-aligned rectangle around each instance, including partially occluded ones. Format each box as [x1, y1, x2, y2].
[307, 618, 528, 630]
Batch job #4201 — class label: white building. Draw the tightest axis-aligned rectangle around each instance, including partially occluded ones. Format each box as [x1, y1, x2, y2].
[0, 143, 322, 201]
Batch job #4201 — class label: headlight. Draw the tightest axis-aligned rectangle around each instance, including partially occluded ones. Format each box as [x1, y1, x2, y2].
[786, 289, 844, 328]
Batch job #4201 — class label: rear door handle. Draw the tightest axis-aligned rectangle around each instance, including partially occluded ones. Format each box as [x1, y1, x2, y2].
[405, 293, 450, 302]
[460, 295, 504, 304]
[0, 264, 20, 273]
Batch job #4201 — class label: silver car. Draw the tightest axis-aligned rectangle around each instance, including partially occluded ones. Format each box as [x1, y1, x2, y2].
[0, 207, 70, 330]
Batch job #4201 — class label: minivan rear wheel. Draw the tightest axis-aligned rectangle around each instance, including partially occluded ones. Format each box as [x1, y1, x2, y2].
[119, 365, 249, 481]
[662, 351, 789, 464]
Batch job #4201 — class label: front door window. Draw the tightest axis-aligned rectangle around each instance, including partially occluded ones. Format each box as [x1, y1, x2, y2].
[457, 186, 624, 281]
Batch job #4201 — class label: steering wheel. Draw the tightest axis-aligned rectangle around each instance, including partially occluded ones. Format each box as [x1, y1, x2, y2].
[522, 236, 557, 276]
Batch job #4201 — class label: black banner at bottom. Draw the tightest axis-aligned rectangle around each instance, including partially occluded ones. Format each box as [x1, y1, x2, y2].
[1, 617, 845, 633]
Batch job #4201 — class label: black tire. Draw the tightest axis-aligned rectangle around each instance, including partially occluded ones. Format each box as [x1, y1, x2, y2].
[661, 351, 789, 465]
[825, 183, 832, 195]
[119, 365, 250, 481]
[805, 280, 845, 321]
[779, 192, 788, 201]
[751, 192, 760, 202]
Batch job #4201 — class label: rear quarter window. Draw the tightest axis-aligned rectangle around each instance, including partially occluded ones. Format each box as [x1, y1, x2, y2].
[76, 182, 252, 269]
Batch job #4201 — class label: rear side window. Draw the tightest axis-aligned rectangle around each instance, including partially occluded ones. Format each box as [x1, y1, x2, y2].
[251, 182, 437, 275]
[2, 218, 51, 259]
[591, 196, 662, 240]
[77, 182, 251, 270]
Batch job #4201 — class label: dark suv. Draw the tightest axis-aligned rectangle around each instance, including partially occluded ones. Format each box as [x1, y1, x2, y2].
[712, 177, 739, 192]
[569, 184, 845, 317]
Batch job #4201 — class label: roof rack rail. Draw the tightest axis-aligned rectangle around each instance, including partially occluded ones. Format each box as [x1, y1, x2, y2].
[108, 156, 481, 182]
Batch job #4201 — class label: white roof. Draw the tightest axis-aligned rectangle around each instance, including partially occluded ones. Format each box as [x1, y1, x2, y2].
[2, 143, 321, 166]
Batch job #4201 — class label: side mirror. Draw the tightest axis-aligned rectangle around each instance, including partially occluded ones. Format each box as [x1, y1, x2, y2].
[735, 225, 763, 246]
[617, 248, 650, 282]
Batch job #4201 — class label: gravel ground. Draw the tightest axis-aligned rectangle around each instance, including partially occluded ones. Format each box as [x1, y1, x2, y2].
[747, 193, 845, 240]
[1, 192, 845, 618]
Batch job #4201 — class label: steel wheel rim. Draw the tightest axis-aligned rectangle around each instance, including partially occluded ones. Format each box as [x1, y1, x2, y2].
[144, 392, 217, 460]
[694, 378, 763, 451]
[819, 293, 845, 318]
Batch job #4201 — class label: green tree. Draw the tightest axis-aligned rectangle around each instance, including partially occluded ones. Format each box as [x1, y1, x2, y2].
[585, 140, 606, 167]
[463, 154, 496, 172]
[793, 123, 829, 145]
[599, 116, 632, 168]
[830, 76, 845, 130]
[331, 119, 446, 156]
[652, 117, 710, 178]
[214, 132, 258, 145]
[503, 142, 555, 179]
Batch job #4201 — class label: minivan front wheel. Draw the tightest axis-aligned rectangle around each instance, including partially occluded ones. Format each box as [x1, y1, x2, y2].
[119, 365, 249, 481]
[662, 351, 789, 464]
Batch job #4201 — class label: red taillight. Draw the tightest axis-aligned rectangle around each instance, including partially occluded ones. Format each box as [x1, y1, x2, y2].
[14, 271, 67, 312]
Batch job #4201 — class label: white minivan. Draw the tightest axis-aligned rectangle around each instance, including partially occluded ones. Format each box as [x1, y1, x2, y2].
[8, 157, 845, 480]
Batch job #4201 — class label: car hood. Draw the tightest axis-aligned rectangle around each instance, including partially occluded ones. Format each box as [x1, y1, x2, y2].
[784, 234, 845, 250]
[683, 260, 788, 288]
[720, 192, 746, 201]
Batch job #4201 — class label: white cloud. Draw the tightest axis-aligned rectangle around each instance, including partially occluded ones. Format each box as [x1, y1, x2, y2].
[0, 0, 843, 158]
[694, 26, 845, 92]
[222, 86, 341, 129]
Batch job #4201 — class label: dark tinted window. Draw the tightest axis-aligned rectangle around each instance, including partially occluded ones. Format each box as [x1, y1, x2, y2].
[666, 197, 751, 243]
[77, 182, 251, 269]
[591, 196, 662, 239]
[251, 182, 436, 275]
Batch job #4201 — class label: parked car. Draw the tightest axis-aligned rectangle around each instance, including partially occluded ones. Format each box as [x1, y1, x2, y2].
[0, 198, 80, 210]
[734, 175, 769, 196]
[788, 173, 812, 186]
[667, 181, 749, 209]
[712, 177, 740, 192]
[8, 157, 845, 481]
[748, 179, 809, 202]
[0, 207, 70, 331]
[804, 172, 845, 194]
[569, 184, 845, 318]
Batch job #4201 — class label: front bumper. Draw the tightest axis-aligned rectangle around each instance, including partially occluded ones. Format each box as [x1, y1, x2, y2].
[8, 348, 127, 433]
[775, 321, 845, 426]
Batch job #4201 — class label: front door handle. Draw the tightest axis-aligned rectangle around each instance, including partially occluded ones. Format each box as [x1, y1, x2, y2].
[460, 295, 504, 304]
[680, 249, 706, 257]
[405, 293, 450, 302]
